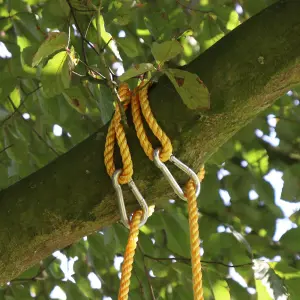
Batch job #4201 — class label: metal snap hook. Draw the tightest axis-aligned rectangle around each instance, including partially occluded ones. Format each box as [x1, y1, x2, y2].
[112, 169, 149, 229]
[153, 148, 201, 201]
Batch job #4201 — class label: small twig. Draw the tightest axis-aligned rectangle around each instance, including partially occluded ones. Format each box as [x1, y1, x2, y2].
[0, 11, 39, 21]
[67, 14, 72, 49]
[102, 37, 113, 52]
[95, 0, 103, 52]
[76, 58, 106, 80]
[93, 1, 128, 126]
[7, 96, 59, 157]
[0, 85, 41, 127]
[138, 244, 156, 300]
[144, 254, 253, 268]
[77, 74, 107, 86]
[133, 269, 146, 299]
[0, 145, 12, 155]
[66, 0, 99, 60]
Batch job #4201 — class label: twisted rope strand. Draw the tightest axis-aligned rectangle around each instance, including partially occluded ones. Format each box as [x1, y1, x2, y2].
[104, 84, 133, 184]
[132, 81, 173, 162]
[185, 167, 205, 300]
[131, 88, 154, 160]
[118, 210, 142, 300]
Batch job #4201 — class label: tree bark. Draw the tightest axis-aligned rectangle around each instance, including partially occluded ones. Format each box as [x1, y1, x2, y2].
[0, 0, 300, 284]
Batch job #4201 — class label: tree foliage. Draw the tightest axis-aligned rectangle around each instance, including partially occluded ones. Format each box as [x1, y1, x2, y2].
[0, 0, 300, 299]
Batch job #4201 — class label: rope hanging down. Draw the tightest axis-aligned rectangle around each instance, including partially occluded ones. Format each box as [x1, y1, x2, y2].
[104, 81, 204, 300]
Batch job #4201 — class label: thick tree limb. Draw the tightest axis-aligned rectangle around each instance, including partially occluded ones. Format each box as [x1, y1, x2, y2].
[1, 0, 300, 283]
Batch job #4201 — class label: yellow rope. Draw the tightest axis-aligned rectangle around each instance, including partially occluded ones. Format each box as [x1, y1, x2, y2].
[104, 81, 204, 300]
[118, 210, 142, 300]
[104, 84, 133, 184]
[185, 167, 205, 300]
[131, 81, 173, 162]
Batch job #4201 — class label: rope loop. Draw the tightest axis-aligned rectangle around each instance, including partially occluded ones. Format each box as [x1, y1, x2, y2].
[132, 81, 173, 162]
[104, 83, 133, 184]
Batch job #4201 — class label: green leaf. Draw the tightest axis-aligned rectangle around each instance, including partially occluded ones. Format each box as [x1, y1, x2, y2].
[284, 278, 300, 300]
[62, 86, 87, 114]
[87, 233, 106, 259]
[213, 6, 240, 31]
[89, 84, 114, 125]
[76, 277, 95, 299]
[243, 0, 268, 15]
[0, 108, 10, 121]
[254, 259, 289, 300]
[3, 126, 29, 163]
[151, 40, 183, 65]
[38, 93, 64, 122]
[243, 148, 269, 175]
[246, 234, 279, 258]
[143, 11, 173, 41]
[289, 210, 300, 225]
[0, 74, 17, 101]
[227, 279, 251, 300]
[204, 270, 230, 300]
[230, 227, 253, 258]
[41, 51, 71, 98]
[64, 282, 86, 300]
[17, 263, 40, 279]
[12, 12, 43, 46]
[281, 165, 300, 202]
[10, 284, 32, 300]
[115, 33, 143, 58]
[204, 232, 251, 265]
[172, 262, 192, 279]
[106, 1, 132, 25]
[42, 0, 70, 28]
[119, 63, 155, 82]
[208, 139, 235, 165]
[280, 227, 300, 252]
[69, 0, 95, 14]
[255, 179, 275, 206]
[272, 261, 300, 280]
[32, 32, 68, 67]
[173, 284, 193, 300]
[255, 278, 273, 300]
[161, 212, 190, 257]
[165, 68, 210, 109]
[49, 260, 64, 279]
[196, 15, 224, 52]
[151, 261, 169, 278]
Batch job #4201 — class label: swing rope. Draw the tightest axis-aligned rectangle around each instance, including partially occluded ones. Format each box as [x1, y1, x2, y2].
[186, 168, 205, 300]
[104, 81, 204, 300]
[118, 210, 142, 300]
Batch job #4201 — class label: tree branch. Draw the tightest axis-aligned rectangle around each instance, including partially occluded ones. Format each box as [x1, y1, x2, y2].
[0, 0, 300, 284]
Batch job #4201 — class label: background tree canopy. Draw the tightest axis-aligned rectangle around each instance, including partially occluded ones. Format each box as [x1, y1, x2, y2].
[1, 0, 300, 299]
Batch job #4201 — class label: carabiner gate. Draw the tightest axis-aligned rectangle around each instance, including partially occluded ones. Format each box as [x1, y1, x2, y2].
[153, 148, 201, 201]
[112, 169, 149, 229]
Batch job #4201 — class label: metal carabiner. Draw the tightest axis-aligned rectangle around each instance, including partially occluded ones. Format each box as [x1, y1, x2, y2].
[153, 148, 201, 201]
[112, 169, 149, 229]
